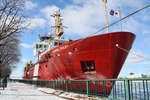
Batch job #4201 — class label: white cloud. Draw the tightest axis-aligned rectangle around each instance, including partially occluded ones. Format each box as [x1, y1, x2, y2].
[107, 0, 145, 9]
[62, 2, 105, 37]
[39, 0, 149, 38]
[41, 6, 59, 18]
[138, 61, 150, 65]
[143, 15, 150, 22]
[25, 0, 37, 10]
[26, 17, 46, 30]
[72, 0, 94, 4]
[20, 43, 33, 48]
[143, 30, 150, 34]
[40, 1, 105, 37]
[20, 58, 28, 63]
[123, 18, 143, 32]
[144, 36, 150, 47]
[40, 5, 59, 26]
[126, 50, 150, 63]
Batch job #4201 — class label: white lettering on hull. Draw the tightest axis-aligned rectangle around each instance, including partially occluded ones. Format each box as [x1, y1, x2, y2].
[52, 45, 69, 53]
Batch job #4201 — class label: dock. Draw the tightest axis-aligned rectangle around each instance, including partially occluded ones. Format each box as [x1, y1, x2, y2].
[9, 78, 150, 100]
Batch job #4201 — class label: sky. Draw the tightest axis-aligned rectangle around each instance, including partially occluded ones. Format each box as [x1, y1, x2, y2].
[10, 0, 150, 79]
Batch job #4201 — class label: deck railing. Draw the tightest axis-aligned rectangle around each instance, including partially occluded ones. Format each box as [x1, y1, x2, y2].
[10, 78, 150, 100]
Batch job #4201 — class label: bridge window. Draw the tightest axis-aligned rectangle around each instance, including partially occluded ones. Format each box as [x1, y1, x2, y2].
[39, 44, 42, 48]
[59, 42, 62, 45]
[54, 42, 58, 46]
[44, 45, 47, 48]
[80, 60, 95, 73]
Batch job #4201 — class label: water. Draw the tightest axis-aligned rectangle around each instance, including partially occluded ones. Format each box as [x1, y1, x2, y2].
[109, 80, 150, 100]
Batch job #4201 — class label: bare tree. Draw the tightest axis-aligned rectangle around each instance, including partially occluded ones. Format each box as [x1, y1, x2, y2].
[0, 0, 25, 41]
[0, 0, 25, 77]
[0, 34, 20, 77]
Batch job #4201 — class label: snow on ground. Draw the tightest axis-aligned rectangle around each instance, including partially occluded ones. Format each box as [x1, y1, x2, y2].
[38, 87, 109, 100]
[0, 82, 65, 100]
[0, 82, 109, 100]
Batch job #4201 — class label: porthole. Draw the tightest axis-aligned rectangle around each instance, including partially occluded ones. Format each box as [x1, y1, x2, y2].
[73, 48, 77, 51]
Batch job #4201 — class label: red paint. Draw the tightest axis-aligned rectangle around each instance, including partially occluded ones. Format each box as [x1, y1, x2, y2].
[23, 31, 135, 95]
[24, 31, 135, 80]
[24, 66, 34, 80]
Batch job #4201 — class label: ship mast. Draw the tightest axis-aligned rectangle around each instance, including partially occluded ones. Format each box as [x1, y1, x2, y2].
[102, 0, 109, 32]
[51, 9, 64, 39]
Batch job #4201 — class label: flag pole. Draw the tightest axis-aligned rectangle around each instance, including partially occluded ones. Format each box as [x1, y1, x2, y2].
[102, 0, 109, 32]
[119, 7, 122, 31]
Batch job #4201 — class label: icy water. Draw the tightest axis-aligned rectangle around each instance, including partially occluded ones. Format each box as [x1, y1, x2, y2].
[109, 81, 150, 100]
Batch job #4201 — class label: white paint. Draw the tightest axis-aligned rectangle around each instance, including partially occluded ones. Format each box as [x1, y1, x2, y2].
[56, 54, 60, 56]
[52, 45, 69, 53]
[33, 63, 39, 80]
[68, 52, 72, 55]
[116, 43, 119, 47]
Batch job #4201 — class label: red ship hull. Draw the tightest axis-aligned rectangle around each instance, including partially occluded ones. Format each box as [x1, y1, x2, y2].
[24, 32, 135, 80]
[23, 31, 135, 96]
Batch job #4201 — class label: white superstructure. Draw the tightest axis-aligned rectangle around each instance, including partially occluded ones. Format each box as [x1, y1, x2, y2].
[33, 36, 67, 60]
[33, 10, 68, 60]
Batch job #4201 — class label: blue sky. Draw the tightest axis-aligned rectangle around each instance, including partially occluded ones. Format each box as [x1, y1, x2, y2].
[10, 0, 150, 78]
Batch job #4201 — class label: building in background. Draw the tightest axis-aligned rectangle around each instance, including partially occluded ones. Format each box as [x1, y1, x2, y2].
[126, 73, 147, 78]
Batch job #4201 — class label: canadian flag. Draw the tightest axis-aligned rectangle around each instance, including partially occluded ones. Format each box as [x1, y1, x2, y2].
[110, 9, 120, 17]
